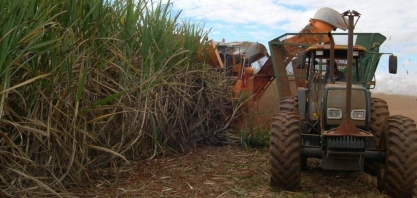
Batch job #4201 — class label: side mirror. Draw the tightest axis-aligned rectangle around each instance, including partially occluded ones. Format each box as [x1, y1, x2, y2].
[296, 51, 306, 69]
[389, 55, 397, 74]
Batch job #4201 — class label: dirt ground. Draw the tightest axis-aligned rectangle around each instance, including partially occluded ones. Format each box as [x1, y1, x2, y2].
[74, 145, 388, 198]
[70, 93, 415, 198]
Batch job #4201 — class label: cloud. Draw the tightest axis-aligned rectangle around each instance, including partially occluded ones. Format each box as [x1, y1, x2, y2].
[167, 0, 305, 28]
[402, 59, 413, 67]
[374, 69, 417, 95]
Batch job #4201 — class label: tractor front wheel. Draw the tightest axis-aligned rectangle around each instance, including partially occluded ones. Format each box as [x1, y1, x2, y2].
[269, 112, 301, 191]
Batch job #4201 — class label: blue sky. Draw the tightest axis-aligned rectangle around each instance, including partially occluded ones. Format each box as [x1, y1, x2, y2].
[162, 0, 417, 96]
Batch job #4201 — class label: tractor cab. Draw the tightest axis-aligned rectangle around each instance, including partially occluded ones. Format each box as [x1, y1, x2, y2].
[297, 44, 370, 130]
[299, 44, 367, 85]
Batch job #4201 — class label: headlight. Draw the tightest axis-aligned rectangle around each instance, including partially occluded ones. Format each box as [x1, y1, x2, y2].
[351, 109, 365, 120]
[327, 108, 342, 119]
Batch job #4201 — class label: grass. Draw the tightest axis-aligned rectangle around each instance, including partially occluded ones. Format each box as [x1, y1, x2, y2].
[0, 0, 414, 197]
[0, 0, 239, 196]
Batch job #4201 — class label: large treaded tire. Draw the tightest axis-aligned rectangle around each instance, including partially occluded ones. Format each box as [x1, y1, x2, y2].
[370, 97, 389, 137]
[365, 98, 390, 175]
[377, 115, 417, 198]
[269, 112, 301, 191]
[279, 96, 299, 112]
[278, 95, 307, 170]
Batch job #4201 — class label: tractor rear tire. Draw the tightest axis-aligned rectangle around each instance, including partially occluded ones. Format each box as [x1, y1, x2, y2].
[269, 112, 301, 191]
[370, 97, 389, 137]
[377, 115, 417, 198]
[365, 98, 389, 175]
[279, 96, 299, 112]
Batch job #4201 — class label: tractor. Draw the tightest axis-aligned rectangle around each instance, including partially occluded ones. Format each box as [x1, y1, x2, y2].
[268, 9, 417, 198]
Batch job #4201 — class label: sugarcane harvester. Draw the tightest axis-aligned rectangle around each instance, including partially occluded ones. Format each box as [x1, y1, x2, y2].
[269, 8, 417, 198]
[204, 7, 372, 131]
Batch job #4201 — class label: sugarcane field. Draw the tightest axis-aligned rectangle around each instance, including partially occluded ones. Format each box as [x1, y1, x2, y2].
[1, 0, 417, 198]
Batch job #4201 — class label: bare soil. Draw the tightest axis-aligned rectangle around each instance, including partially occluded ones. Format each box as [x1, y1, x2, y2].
[372, 92, 417, 122]
[70, 93, 415, 198]
[73, 145, 389, 198]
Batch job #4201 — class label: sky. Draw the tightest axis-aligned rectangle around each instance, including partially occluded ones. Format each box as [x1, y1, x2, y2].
[162, 0, 417, 96]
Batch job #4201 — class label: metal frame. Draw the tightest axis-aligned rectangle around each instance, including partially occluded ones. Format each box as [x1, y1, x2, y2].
[268, 32, 387, 100]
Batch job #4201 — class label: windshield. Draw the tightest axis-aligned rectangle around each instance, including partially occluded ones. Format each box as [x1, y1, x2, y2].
[306, 52, 367, 85]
